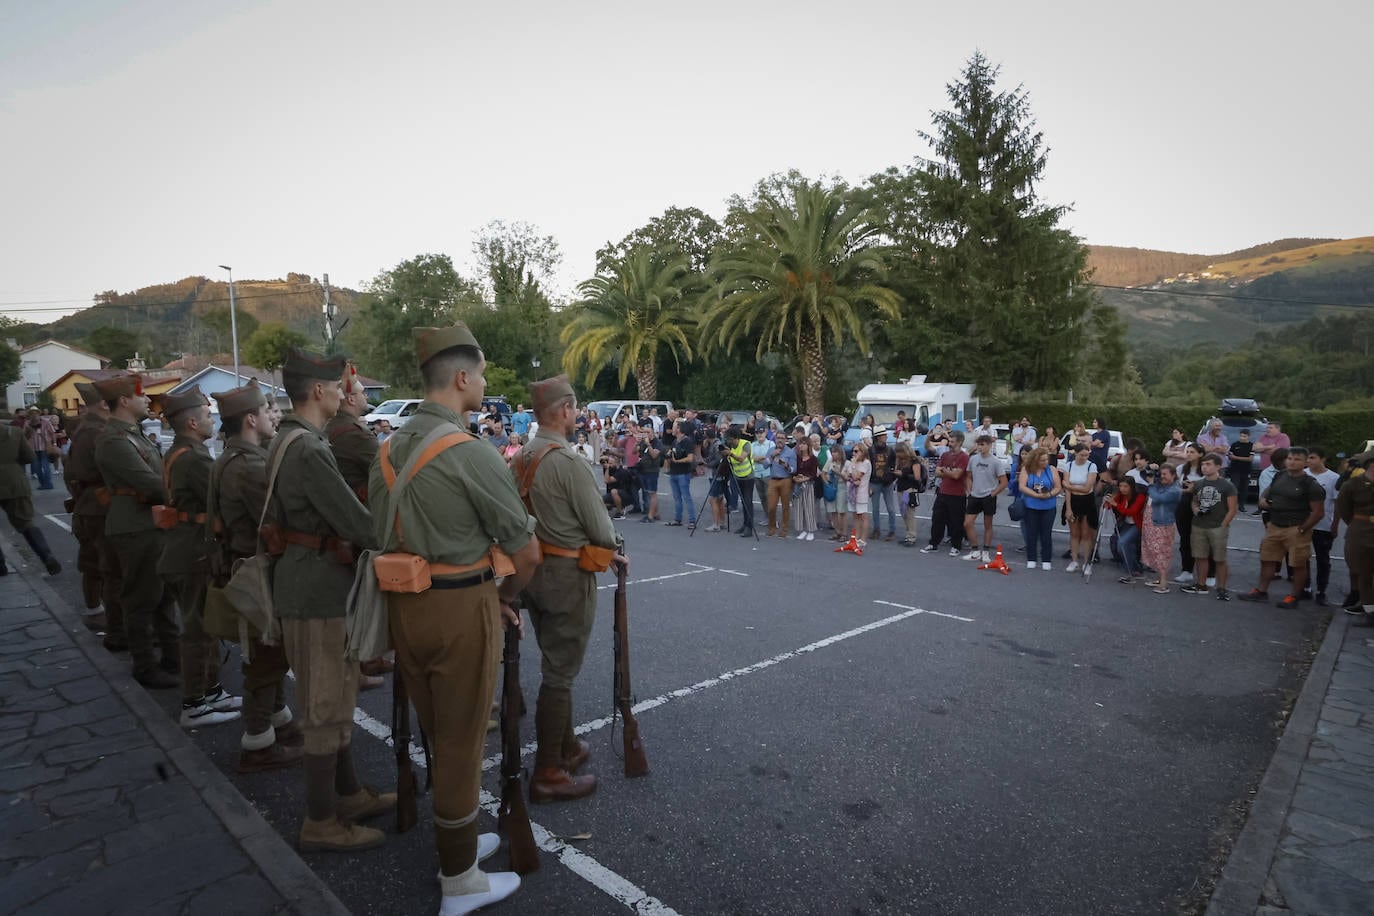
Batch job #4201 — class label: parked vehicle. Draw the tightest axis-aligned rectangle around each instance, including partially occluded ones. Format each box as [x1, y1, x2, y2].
[363, 398, 423, 430]
[843, 376, 978, 454]
[1058, 429, 1125, 469]
[586, 400, 673, 430]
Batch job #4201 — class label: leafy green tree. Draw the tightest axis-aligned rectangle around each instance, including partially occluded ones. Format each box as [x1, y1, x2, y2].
[243, 323, 309, 376]
[200, 307, 259, 356]
[0, 317, 23, 388]
[467, 222, 562, 377]
[85, 327, 141, 367]
[597, 206, 724, 275]
[700, 180, 901, 417]
[344, 254, 486, 393]
[562, 248, 700, 400]
[482, 365, 530, 406]
[869, 51, 1105, 392]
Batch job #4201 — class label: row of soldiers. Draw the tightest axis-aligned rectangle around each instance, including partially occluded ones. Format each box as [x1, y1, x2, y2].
[63, 324, 623, 916]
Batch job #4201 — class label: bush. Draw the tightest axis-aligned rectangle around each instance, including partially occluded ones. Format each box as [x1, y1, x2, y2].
[998, 402, 1374, 457]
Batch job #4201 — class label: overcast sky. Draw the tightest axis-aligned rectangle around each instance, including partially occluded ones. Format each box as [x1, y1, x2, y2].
[2, 0, 1369, 322]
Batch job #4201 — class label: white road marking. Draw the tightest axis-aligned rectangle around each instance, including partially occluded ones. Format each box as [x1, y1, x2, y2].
[596, 566, 713, 591]
[685, 561, 748, 577]
[348, 705, 680, 915]
[481, 599, 971, 772]
[43, 514, 71, 532]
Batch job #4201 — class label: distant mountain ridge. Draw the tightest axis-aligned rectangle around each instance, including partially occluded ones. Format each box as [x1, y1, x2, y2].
[1086, 238, 1337, 287]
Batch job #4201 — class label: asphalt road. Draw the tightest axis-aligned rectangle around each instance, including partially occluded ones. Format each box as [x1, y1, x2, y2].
[26, 475, 1334, 915]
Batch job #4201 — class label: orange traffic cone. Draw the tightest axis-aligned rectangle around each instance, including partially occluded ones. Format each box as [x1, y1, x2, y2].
[977, 544, 1011, 575]
[835, 529, 862, 555]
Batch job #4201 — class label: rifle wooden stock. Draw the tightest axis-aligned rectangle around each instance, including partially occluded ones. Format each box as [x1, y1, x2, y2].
[498, 624, 540, 875]
[393, 667, 418, 833]
[614, 554, 649, 778]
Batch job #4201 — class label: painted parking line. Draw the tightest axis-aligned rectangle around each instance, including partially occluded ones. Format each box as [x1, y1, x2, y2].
[482, 598, 973, 772]
[684, 561, 748, 577]
[349, 705, 681, 916]
[596, 565, 715, 591]
[43, 513, 71, 532]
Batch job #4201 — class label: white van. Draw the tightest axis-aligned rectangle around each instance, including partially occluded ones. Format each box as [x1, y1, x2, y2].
[585, 400, 673, 431]
[843, 376, 978, 452]
[363, 398, 423, 430]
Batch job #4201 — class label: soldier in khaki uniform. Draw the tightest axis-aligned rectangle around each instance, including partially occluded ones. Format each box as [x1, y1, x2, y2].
[1341, 451, 1374, 627]
[366, 325, 542, 915]
[324, 363, 390, 688]
[65, 382, 121, 644]
[210, 384, 304, 772]
[157, 390, 241, 728]
[0, 418, 62, 577]
[93, 373, 180, 689]
[517, 375, 626, 803]
[269, 348, 392, 853]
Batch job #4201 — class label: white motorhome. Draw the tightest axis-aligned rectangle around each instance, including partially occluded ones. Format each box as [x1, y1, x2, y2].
[843, 376, 978, 452]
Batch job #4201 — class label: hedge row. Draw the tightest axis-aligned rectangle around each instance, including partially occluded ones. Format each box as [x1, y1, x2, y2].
[997, 402, 1374, 457]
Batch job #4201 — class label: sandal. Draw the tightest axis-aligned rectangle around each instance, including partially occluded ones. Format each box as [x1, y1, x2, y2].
[664, 520, 682, 526]
[1151, 585, 1171, 594]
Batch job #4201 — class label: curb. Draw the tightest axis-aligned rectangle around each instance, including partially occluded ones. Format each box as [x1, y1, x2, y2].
[8, 536, 351, 916]
[1205, 610, 1348, 916]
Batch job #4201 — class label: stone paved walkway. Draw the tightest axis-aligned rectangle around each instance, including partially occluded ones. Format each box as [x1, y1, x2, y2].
[0, 553, 346, 916]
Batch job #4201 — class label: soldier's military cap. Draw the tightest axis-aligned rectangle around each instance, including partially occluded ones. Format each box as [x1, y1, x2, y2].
[281, 347, 348, 381]
[530, 375, 576, 413]
[75, 382, 101, 406]
[91, 373, 143, 400]
[161, 389, 210, 419]
[211, 384, 267, 420]
[414, 324, 481, 367]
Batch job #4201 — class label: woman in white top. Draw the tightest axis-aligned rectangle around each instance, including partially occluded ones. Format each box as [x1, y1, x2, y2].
[573, 432, 595, 463]
[844, 442, 872, 547]
[1062, 443, 1099, 571]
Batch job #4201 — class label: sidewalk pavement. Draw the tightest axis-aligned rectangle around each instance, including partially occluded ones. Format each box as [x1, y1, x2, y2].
[1209, 611, 1374, 914]
[0, 538, 348, 916]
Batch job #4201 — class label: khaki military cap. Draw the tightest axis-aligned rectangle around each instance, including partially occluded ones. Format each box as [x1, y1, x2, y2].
[161, 389, 210, 419]
[212, 384, 267, 420]
[282, 347, 348, 380]
[91, 373, 143, 400]
[75, 382, 102, 406]
[530, 375, 576, 413]
[413, 325, 481, 367]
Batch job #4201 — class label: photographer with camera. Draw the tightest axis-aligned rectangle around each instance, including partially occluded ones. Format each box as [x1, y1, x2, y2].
[664, 420, 697, 528]
[724, 427, 757, 537]
[764, 433, 797, 537]
[634, 426, 663, 522]
[600, 452, 636, 519]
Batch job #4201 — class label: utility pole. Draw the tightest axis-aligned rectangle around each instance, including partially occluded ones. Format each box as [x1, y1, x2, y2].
[322, 273, 335, 353]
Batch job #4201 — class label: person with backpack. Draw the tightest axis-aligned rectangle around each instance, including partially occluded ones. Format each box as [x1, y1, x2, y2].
[894, 442, 927, 546]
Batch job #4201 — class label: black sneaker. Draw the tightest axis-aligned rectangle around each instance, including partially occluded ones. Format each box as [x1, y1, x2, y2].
[1236, 589, 1269, 603]
[1342, 592, 1362, 611]
[1314, 592, 1329, 607]
[1180, 584, 1210, 595]
[1215, 588, 1231, 601]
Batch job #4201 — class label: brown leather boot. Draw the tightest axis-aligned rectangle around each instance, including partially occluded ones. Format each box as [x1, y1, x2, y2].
[275, 719, 305, 748]
[237, 743, 304, 774]
[359, 656, 394, 676]
[298, 817, 384, 853]
[336, 785, 397, 822]
[529, 767, 597, 803]
[82, 611, 108, 632]
[563, 739, 590, 773]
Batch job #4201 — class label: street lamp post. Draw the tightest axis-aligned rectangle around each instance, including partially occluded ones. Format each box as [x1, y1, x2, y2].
[218, 265, 240, 380]
[531, 356, 541, 370]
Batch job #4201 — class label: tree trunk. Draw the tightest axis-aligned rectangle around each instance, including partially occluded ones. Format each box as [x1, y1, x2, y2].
[634, 359, 658, 401]
[798, 329, 826, 417]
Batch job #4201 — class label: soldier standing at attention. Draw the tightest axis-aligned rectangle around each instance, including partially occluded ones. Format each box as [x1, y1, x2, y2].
[0, 415, 62, 576]
[1341, 452, 1374, 628]
[93, 374, 180, 689]
[211, 384, 304, 772]
[157, 390, 241, 728]
[269, 348, 391, 853]
[367, 326, 542, 915]
[68, 383, 120, 633]
[516, 375, 627, 804]
[325, 363, 389, 689]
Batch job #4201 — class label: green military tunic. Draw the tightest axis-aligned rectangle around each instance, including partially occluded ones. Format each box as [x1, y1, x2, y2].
[214, 439, 269, 560]
[366, 403, 534, 564]
[267, 415, 375, 619]
[63, 412, 124, 625]
[157, 436, 213, 575]
[95, 417, 166, 535]
[523, 427, 619, 552]
[1337, 471, 1374, 601]
[0, 424, 37, 531]
[325, 412, 377, 503]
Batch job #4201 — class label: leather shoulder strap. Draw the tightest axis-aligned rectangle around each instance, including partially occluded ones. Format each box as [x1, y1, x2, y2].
[378, 422, 473, 550]
[161, 445, 191, 507]
[512, 441, 564, 513]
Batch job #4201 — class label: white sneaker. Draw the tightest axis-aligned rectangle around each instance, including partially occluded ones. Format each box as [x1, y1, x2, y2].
[804, 532, 814, 541]
[180, 703, 240, 728]
[949, 547, 961, 557]
[1041, 562, 1053, 571]
[1206, 577, 1217, 588]
[919, 545, 938, 554]
[1027, 561, 1037, 570]
[795, 532, 807, 540]
[962, 550, 981, 561]
[856, 539, 867, 548]
[438, 872, 521, 916]
[1173, 572, 1195, 585]
[704, 524, 720, 532]
[1066, 561, 1080, 573]
[203, 686, 242, 712]
[981, 550, 991, 563]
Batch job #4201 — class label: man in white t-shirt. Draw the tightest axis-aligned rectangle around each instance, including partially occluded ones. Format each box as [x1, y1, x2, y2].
[1306, 447, 1341, 606]
[1012, 416, 1037, 451]
[962, 435, 1008, 562]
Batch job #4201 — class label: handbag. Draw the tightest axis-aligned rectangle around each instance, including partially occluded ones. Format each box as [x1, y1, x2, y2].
[823, 471, 838, 503]
[223, 428, 308, 648]
[1007, 496, 1025, 521]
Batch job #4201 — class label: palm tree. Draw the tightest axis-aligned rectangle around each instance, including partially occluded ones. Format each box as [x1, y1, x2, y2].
[700, 182, 901, 417]
[561, 248, 699, 400]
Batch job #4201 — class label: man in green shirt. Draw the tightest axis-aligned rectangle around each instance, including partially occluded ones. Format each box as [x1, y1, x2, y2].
[367, 325, 542, 914]
[517, 375, 627, 804]
[269, 348, 389, 853]
[93, 373, 179, 689]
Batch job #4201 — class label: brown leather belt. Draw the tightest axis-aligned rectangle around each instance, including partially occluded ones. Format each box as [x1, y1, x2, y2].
[539, 541, 581, 560]
[282, 529, 350, 553]
[110, 486, 152, 503]
[176, 512, 208, 525]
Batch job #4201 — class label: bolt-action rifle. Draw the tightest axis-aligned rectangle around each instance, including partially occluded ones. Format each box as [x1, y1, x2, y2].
[613, 548, 649, 778]
[498, 622, 540, 874]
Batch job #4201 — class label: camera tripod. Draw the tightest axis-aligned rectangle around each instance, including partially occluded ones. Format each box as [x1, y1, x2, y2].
[689, 465, 759, 540]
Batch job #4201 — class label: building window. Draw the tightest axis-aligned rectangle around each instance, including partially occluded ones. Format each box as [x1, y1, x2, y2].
[22, 392, 37, 407]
